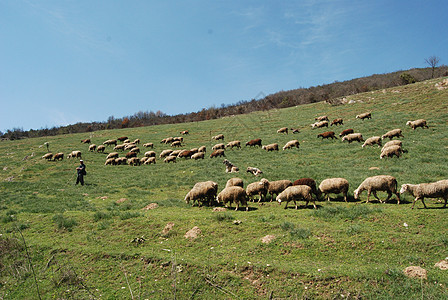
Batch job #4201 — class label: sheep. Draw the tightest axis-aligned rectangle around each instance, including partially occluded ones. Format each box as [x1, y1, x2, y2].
[178, 150, 194, 159]
[225, 177, 243, 188]
[226, 140, 241, 149]
[198, 146, 206, 153]
[291, 128, 300, 134]
[143, 142, 154, 148]
[341, 133, 364, 143]
[356, 112, 371, 120]
[362, 136, 382, 148]
[311, 121, 329, 129]
[380, 145, 403, 159]
[164, 155, 177, 163]
[406, 119, 428, 130]
[216, 186, 248, 211]
[103, 139, 117, 146]
[105, 158, 117, 165]
[317, 131, 337, 140]
[159, 149, 173, 158]
[330, 118, 344, 126]
[189, 181, 218, 206]
[128, 157, 141, 166]
[117, 136, 128, 142]
[293, 178, 318, 198]
[89, 144, 97, 152]
[106, 152, 119, 160]
[125, 151, 137, 159]
[130, 147, 140, 154]
[210, 149, 225, 158]
[246, 167, 263, 176]
[191, 152, 205, 160]
[189, 148, 198, 154]
[212, 134, 224, 141]
[381, 129, 404, 140]
[96, 145, 105, 153]
[382, 140, 402, 151]
[114, 144, 126, 151]
[171, 141, 182, 148]
[400, 180, 448, 209]
[265, 179, 293, 201]
[123, 139, 131, 144]
[53, 152, 64, 161]
[223, 159, 239, 173]
[282, 140, 300, 150]
[173, 137, 183, 143]
[81, 138, 91, 144]
[67, 150, 82, 159]
[161, 137, 174, 144]
[246, 178, 269, 202]
[170, 150, 182, 157]
[180, 130, 189, 135]
[140, 156, 149, 164]
[318, 178, 349, 202]
[277, 127, 289, 134]
[353, 175, 400, 204]
[124, 143, 137, 151]
[315, 115, 329, 121]
[42, 153, 53, 160]
[143, 157, 156, 165]
[339, 128, 354, 137]
[212, 143, 225, 151]
[144, 151, 156, 157]
[133, 139, 140, 144]
[246, 139, 262, 147]
[115, 157, 127, 165]
[276, 185, 317, 209]
[262, 143, 279, 152]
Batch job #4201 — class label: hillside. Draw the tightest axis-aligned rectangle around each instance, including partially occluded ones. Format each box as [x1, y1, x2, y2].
[1, 77, 448, 299]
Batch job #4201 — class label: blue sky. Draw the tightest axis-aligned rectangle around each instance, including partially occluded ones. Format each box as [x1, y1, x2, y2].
[1, 0, 447, 132]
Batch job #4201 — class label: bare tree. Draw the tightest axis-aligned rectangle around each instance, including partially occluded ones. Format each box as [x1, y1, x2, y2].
[425, 55, 441, 78]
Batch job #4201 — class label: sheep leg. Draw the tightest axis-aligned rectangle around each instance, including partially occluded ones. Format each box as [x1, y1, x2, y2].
[343, 192, 348, 203]
[284, 201, 288, 209]
[385, 191, 392, 203]
[395, 193, 401, 205]
[443, 196, 447, 208]
[366, 191, 371, 203]
[293, 200, 297, 210]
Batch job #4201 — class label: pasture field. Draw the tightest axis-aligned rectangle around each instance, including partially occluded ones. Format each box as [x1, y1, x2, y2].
[1, 78, 448, 299]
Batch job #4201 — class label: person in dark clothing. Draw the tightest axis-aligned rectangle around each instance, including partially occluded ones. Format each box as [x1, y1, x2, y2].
[76, 160, 86, 185]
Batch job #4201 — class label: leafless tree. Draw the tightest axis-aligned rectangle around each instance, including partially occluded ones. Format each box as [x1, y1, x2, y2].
[425, 55, 441, 78]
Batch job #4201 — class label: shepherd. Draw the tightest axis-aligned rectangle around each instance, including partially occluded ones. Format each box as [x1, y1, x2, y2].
[76, 160, 86, 186]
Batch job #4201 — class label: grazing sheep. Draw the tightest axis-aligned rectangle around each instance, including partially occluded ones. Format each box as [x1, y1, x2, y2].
[103, 139, 117, 146]
[246, 167, 263, 176]
[191, 152, 205, 160]
[125, 151, 137, 159]
[362, 136, 382, 148]
[89, 144, 97, 152]
[212, 134, 224, 141]
[144, 151, 156, 157]
[42, 153, 53, 160]
[354, 175, 400, 204]
[117, 136, 128, 142]
[170, 150, 182, 157]
[262, 143, 279, 152]
[318, 178, 349, 202]
[277, 127, 289, 134]
[315, 115, 329, 121]
[246, 178, 269, 202]
[317, 131, 337, 140]
[400, 180, 448, 209]
[341, 133, 364, 143]
[225, 177, 244, 188]
[223, 159, 239, 173]
[339, 128, 354, 137]
[381, 129, 404, 140]
[311, 121, 329, 129]
[114, 144, 126, 151]
[124, 143, 137, 151]
[356, 112, 372, 120]
[293, 178, 318, 198]
[330, 118, 344, 126]
[164, 155, 177, 163]
[291, 128, 300, 134]
[143, 142, 154, 148]
[128, 157, 141, 166]
[210, 149, 225, 158]
[133, 139, 140, 144]
[130, 147, 140, 154]
[380, 145, 403, 159]
[226, 140, 241, 149]
[406, 119, 428, 130]
[382, 140, 402, 151]
[161, 137, 174, 144]
[265, 179, 293, 201]
[178, 150, 194, 159]
[246, 139, 262, 147]
[67, 150, 82, 159]
[212, 143, 225, 151]
[180, 130, 189, 135]
[115, 157, 127, 165]
[173, 137, 183, 143]
[53, 152, 64, 161]
[276, 185, 316, 209]
[96, 145, 105, 153]
[105, 158, 117, 165]
[123, 139, 131, 144]
[198, 146, 206, 153]
[189, 148, 198, 154]
[216, 186, 248, 211]
[282, 140, 300, 150]
[191, 181, 218, 206]
[106, 152, 119, 160]
[171, 141, 182, 147]
[81, 139, 91, 144]
[159, 149, 173, 158]
[143, 157, 156, 165]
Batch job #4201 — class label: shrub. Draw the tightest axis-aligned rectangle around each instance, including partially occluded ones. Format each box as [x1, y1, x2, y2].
[400, 72, 416, 84]
[52, 214, 78, 232]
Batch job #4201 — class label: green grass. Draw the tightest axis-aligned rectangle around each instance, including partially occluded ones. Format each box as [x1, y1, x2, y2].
[1, 77, 448, 299]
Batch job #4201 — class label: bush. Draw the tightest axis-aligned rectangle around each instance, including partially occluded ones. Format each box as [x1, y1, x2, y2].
[52, 214, 78, 232]
[400, 73, 416, 84]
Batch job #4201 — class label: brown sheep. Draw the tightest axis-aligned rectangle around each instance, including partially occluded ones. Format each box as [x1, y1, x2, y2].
[317, 131, 337, 139]
[178, 150, 193, 159]
[339, 128, 354, 137]
[125, 151, 137, 159]
[81, 139, 91, 144]
[293, 178, 318, 198]
[117, 136, 128, 141]
[210, 149, 225, 158]
[53, 152, 64, 161]
[330, 118, 344, 126]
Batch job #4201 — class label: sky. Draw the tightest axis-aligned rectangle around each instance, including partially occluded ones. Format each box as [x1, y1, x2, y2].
[1, 0, 447, 133]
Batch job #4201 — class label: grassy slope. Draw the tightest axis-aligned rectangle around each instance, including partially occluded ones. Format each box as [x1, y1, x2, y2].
[1, 78, 448, 299]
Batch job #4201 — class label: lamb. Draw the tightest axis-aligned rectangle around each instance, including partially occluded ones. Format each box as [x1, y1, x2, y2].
[67, 150, 82, 159]
[262, 143, 279, 151]
[406, 119, 428, 130]
[210, 149, 225, 158]
[223, 159, 239, 173]
[226, 140, 241, 149]
[293, 178, 318, 198]
[164, 155, 177, 163]
[277, 127, 289, 134]
[212, 143, 225, 151]
[330, 118, 344, 126]
[144, 151, 156, 157]
[400, 180, 448, 209]
[115, 157, 127, 165]
[225, 177, 243, 188]
[88, 144, 97, 152]
[353, 175, 400, 204]
[282, 140, 300, 150]
[277, 185, 317, 209]
[212, 134, 224, 141]
[318, 178, 349, 202]
[246, 167, 263, 176]
[128, 157, 141, 166]
[105, 158, 117, 165]
[53, 152, 64, 161]
[339, 128, 354, 137]
[380, 145, 403, 159]
[103, 139, 117, 146]
[42, 153, 53, 160]
[246, 139, 262, 147]
[341, 133, 364, 143]
[362, 136, 382, 148]
[356, 112, 371, 120]
[96, 145, 105, 153]
[381, 129, 404, 140]
[159, 149, 173, 158]
[382, 140, 402, 151]
[311, 121, 329, 129]
[317, 131, 337, 139]
[265, 179, 293, 201]
[315, 115, 329, 121]
[246, 178, 269, 202]
[143, 142, 154, 148]
[216, 186, 248, 211]
[191, 152, 205, 160]
[81, 138, 91, 144]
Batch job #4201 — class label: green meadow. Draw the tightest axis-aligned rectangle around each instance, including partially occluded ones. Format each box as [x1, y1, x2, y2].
[1, 77, 448, 299]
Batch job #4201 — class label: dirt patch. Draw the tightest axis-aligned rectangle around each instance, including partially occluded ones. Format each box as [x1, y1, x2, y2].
[116, 198, 128, 204]
[142, 203, 158, 210]
[213, 207, 227, 212]
[162, 222, 175, 235]
[369, 167, 380, 170]
[434, 260, 448, 270]
[435, 78, 448, 90]
[261, 235, 276, 244]
[185, 226, 201, 240]
[403, 266, 427, 279]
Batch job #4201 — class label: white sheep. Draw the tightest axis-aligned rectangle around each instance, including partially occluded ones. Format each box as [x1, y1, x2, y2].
[381, 129, 403, 140]
[380, 145, 403, 159]
[42, 153, 53, 160]
[212, 143, 225, 151]
[185, 181, 218, 206]
[276, 185, 316, 209]
[400, 180, 448, 209]
[406, 119, 428, 130]
[164, 155, 177, 163]
[106, 152, 119, 160]
[315, 115, 329, 121]
[225, 177, 244, 188]
[89, 144, 97, 152]
[143, 157, 156, 165]
[265, 179, 293, 201]
[341, 133, 364, 143]
[311, 121, 329, 129]
[277, 127, 289, 134]
[143, 142, 154, 148]
[246, 178, 269, 202]
[191, 152, 205, 160]
[354, 175, 400, 204]
[356, 112, 371, 120]
[318, 178, 349, 202]
[67, 150, 82, 159]
[225, 140, 241, 149]
[382, 140, 402, 151]
[362, 136, 382, 148]
[193, 181, 218, 205]
[105, 158, 116, 165]
[115, 157, 127, 165]
[159, 149, 173, 158]
[262, 143, 279, 151]
[216, 186, 248, 211]
[282, 140, 300, 150]
[198, 146, 206, 153]
[144, 151, 156, 157]
[212, 134, 224, 141]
